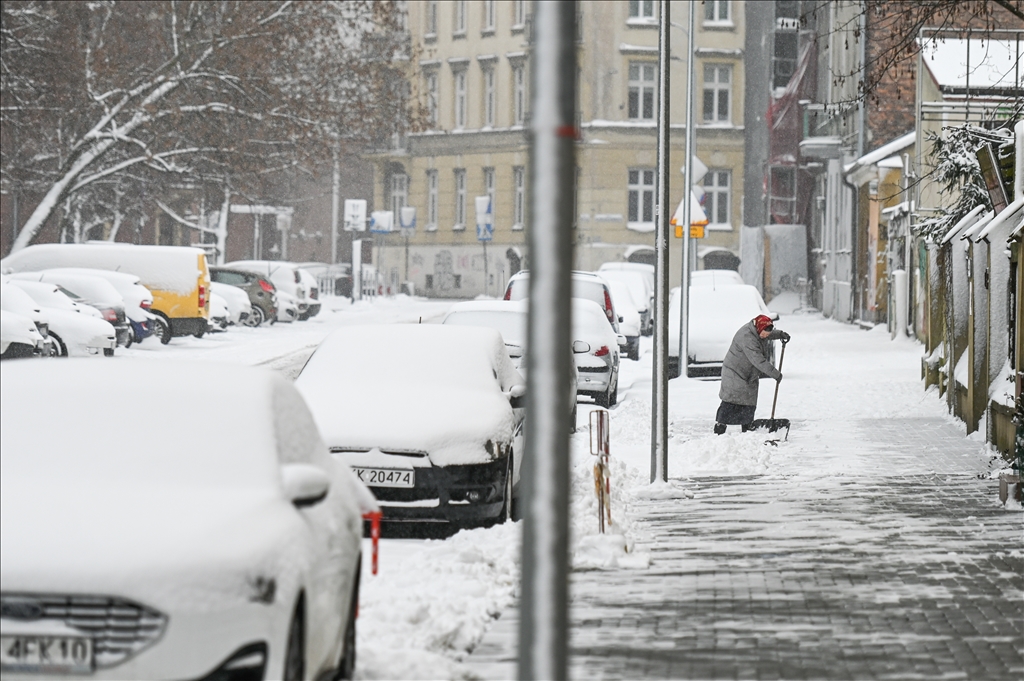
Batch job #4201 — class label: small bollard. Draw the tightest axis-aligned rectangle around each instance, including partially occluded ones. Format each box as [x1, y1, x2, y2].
[590, 409, 612, 533]
[363, 510, 382, 574]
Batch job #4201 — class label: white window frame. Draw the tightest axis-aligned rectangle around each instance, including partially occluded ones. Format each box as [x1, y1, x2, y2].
[628, 0, 657, 22]
[512, 63, 526, 126]
[390, 173, 408, 218]
[454, 168, 466, 230]
[703, 64, 732, 125]
[425, 71, 438, 129]
[453, 0, 466, 36]
[512, 166, 525, 230]
[483, 0, 496, 33]
[628, 62, 657, 121]
[483, 167, 496, 220]
[425, 0, 438, 37]
[703, 0, 732, 25]
[454, 69, 467, 130]
[426, 169, 438, 231]
[704, 170, 732, 230]
[627, 168, 655, 230]
[512, 0, 526, 30]
[483, 65, 495, 128]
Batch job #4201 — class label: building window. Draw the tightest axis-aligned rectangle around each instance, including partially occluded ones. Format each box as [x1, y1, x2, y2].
[425, 0, 438, 37]
[628, 0, 656, 21]
[425, 71, 438, 129]
[453, 0, 466, 35]
[704, 0, 730, 23]
[512, 166, 525, 230]
[390, 173, 408, 217]
[512, 0, 526, 29]
[454, 168, 466, 229]
[426, 169, 438, 230]
[454, 69, 467, 129]
[704, 170, 731, 227]
[483, 66, 495, 128]
[512, 63, 526, 126]
[483, 0, 496, 33]
[703, 64, 731, 124]
[454, 274, 462, 289]
[425, 274, 434, 289]
[627, 168, 655, 227]
[628, 62, 657, 121]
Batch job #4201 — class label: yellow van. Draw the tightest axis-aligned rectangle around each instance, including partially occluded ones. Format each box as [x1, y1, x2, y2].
[1, 244, 211, 340]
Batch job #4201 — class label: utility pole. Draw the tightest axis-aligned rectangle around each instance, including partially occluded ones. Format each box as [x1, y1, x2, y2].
[331, 145, 340, 266]
[651, 0, 671, 483]
[678, 0, 696, 382]
[519, 2, 575, 679]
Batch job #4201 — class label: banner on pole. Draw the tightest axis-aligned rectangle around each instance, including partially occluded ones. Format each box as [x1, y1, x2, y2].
[399, 206, 416, 237]
[369, 210, 394, 234]
[475, 196, 493, 242]
[344, 199, 367, 232]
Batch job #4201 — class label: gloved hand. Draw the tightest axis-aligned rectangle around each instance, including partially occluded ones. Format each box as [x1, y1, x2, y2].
[780, 331, 791, 343]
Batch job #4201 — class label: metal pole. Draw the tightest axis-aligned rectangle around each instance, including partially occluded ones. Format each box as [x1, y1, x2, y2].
[651, 0, 671, 483]
[483, 239, 489, 296]
[331, 145, 340, 265]
[519, 2, 575, 679]
[678, 0, 695, 382]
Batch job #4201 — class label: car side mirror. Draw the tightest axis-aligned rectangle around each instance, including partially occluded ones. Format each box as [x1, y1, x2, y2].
[616, 334, 627, 348]
[508, 383, 527, 409]
[572, 340, 591, 354]
[618, 315, 624, 323]
[770, 312, 780, 321]
[281, 463, 330, 508]
[506, 344, 524, 359]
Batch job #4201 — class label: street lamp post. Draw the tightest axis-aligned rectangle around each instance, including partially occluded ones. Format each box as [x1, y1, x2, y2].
[651, 0, 671, 483]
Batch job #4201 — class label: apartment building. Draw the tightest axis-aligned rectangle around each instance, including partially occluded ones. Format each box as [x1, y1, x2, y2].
[368, 0, 749, 298]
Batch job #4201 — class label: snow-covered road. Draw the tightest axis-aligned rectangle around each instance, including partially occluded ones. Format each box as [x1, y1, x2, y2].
[124, 293, 1020, 680]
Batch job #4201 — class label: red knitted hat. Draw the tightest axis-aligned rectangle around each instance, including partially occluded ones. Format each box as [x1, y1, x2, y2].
[754, 315, 774, 333]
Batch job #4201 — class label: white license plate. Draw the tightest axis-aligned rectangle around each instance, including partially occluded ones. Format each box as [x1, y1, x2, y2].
[353, 467, 415, 488]
[1, 635, 93, 673]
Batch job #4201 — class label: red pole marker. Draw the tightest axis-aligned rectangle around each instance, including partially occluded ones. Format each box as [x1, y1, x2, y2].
[363, 511, 382, 575]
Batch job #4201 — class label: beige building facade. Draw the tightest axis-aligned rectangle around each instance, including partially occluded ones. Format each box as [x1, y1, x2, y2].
[369, 0, 749, 297]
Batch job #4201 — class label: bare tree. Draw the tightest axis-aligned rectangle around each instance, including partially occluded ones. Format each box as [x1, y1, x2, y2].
[1, 1, 408, 251]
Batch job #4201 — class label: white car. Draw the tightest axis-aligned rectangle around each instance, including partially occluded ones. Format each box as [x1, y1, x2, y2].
[6, 280, 117, 357]
[210, 281, 252, 326]
[690, 269, 745, 287]
[9, 271, 131, 347]
[296, 324, 526, 527]
[595, 267, 652, 335]
[1, 280, 52, 352]
[668, 284, 778, 378]
[208, 292, 231, 332]
[34, 268, 158, 345]
[0, 359, 372, 680]
[0, 309, 45, 359]
[275, 291, 300, 323]
[572, 299, 626, 407]
[296, 268, 321, 318]
[606, 279, 641, 360]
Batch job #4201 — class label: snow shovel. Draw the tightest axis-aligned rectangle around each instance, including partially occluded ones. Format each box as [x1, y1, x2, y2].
[750, 338, 790, 442]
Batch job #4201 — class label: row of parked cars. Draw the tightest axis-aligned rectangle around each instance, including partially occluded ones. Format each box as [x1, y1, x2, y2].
[0, 243, 328, 360]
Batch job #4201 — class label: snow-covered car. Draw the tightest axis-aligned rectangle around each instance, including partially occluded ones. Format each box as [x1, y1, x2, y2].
[226, 261, 307, 320]
[34, 268, 157, 345]
[441, 299, 582, 432]
[210, 281, 252, 326]
[0, 309, 45, 359]
[504, 270, 621, 333]
[6, 280, 117, 357]
[296, 324, 526, 526]
[9, 271, 131, 347]
[606, 279, 641, 360]
[572, 299, 625, 407]
[276, 290, 300, 323]
[690, 269, 746, 287]
[297, 268, 320, 318]
[1, 280, 53, 354]
[595, 267, 652, 335]
[208, 292, 231, 332]
[209, 267, 277, 327]
[669, 284, 779, 378]
[0, 359, 371, 681]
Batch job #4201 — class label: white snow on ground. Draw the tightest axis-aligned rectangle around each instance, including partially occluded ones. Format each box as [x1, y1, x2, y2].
[126, 292, 1016, 681]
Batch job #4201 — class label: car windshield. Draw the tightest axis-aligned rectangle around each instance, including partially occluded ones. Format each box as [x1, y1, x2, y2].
[443, 310, 527, 346]
[573, 301, 612, 336]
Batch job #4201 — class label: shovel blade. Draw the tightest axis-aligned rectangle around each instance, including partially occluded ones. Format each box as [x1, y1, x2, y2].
[749, 418, 791, 434]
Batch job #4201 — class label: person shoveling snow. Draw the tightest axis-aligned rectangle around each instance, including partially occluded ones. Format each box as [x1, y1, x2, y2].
[714, 314, 790, 435]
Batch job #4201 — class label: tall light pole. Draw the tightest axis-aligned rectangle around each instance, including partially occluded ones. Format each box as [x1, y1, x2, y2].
[678, 0, 697, 378]
[651, 0, 671, 483]
[518, 2, 576, 679]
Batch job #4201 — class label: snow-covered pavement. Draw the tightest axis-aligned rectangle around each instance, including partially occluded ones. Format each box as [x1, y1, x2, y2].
[126, 294, 1021, 680]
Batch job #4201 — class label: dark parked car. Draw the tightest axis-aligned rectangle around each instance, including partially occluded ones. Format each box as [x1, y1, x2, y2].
[208, 267, 276, 326]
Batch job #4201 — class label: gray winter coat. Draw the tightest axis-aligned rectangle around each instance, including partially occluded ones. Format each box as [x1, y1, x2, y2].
[719, 321, 784, 406]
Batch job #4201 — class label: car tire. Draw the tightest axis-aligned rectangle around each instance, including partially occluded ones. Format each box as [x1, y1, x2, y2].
[298, 311, 310, 322]
[501, 454, 516, 523]
[628, 339, 639, 361]
[48, 333, 67, 357]
[283, 600, 304, 681]
[103, 348, 115, 357]
[608, 374, 619, 407]
[246, 305, 265, 327]
[569, 403, 577, 434]
[336, 561, 361, 680]
[124, 332, 133, 349]
[192, 327, 205, 339]
[153, 315, 172, 345]
[595, 388, 610, 408]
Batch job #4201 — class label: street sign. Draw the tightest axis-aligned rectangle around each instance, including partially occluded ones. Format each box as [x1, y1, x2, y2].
[344, 199, 367, 231]
[475, 195, 493, 242]
[671, 190, 708, 238]
[369, 210, 393, 234]
[399, 206, 416, 238]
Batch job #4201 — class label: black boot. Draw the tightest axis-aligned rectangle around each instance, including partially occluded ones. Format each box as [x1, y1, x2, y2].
[741, 423, 752, 433]
[713, 422, 726, 435]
